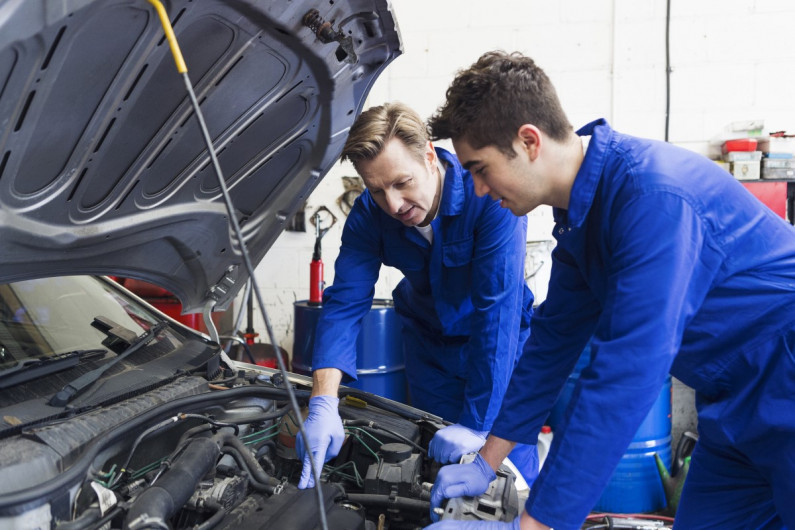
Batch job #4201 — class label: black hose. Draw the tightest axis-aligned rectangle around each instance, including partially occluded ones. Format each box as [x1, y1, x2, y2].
[193, 500, 226, 530]
[219, 446, 278, 494]
[87, 506, 124, 530]
[344, 493, 429, 512]
[123, 438, 220, 530]
[179, 413, 239, 435]
[255, 443, 276, 475]
[213, 430, 281, 495]
[54, 507, 101, 530]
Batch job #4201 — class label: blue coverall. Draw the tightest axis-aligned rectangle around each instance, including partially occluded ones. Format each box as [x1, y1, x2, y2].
[491, 119, 795, 529]
[312, 147, 537, 478]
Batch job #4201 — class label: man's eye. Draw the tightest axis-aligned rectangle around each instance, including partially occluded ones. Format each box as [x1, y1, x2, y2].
[396, 179, 412, 188]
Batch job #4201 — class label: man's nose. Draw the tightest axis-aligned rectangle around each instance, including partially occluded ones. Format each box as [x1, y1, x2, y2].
[384, 189, 402, 214]
[472, 175, 489, 197]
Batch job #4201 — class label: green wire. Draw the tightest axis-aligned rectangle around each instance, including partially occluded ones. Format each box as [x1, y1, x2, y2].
[129, 457, 168, 481]
[324, 460, 364, 487]
[243, 431, 281, 446]
[345, 430, 380, 461]
[240, 423, 281, 441]
[345, 426, 384, 447]
[95, 464, 117, 479]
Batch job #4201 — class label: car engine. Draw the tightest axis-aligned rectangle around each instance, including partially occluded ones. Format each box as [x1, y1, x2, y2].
[0, 367, 520, 530]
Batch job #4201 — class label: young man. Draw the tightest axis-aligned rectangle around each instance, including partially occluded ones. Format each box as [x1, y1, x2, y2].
[426, 51, 795, 530]
[295, 102, 537, 490]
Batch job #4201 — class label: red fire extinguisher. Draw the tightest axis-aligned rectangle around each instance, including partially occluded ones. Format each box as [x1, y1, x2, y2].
[309, 213, 325, 306]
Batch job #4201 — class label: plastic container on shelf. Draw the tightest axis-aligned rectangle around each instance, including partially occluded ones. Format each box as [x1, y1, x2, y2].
[721, 138, 758, 153]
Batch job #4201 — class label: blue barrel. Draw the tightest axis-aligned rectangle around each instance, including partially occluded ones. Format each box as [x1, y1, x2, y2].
[548, 344, 672, 514]
[292, 299, 407, 403]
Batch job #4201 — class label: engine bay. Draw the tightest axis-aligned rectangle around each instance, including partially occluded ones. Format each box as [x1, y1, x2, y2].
[0, 366, 520, 529]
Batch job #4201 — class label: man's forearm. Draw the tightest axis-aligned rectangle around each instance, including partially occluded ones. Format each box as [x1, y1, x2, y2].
[480, 438, 550, 530]
[311, 367, 343, 397]
[479, 434, 517, 471]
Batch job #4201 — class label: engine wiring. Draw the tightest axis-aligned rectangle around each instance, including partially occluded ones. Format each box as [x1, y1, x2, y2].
[143, 1, 329, 529]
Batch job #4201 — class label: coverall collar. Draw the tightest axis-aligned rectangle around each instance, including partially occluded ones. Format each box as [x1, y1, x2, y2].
[555, 118, 612, 229]
[435, 147, 465, 217]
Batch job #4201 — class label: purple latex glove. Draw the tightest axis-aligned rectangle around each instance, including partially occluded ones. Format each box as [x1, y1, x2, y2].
[430, 453, 496, 522]
[428, 423, 489, 464]
[295, 395, 344, 489]
[424, 516, 520, 529]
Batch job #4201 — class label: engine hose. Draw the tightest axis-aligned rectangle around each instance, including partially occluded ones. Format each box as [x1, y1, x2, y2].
[193, 499, 226, 530]
[123, 437, 220, 530]
[254, 442, 277, 475]
[344, 493, 430, 512]
[63, 506, 123, 530]
[220, 446, 278, 494]
[54, 507, 101, 530]
[214, 431, 280, 490]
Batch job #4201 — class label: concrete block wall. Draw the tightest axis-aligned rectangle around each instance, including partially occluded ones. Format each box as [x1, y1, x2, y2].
[238, 0, 795, 442]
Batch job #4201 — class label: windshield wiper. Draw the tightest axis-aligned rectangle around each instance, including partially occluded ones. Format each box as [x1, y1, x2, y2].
[0, 349, 107, 390]
[49, 320, 167, 407]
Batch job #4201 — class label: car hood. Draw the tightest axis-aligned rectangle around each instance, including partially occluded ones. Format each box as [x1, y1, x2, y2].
[0, 0, 401, 311]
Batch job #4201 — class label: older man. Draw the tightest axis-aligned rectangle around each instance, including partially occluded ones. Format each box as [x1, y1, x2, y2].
[296, 102, 537, 490]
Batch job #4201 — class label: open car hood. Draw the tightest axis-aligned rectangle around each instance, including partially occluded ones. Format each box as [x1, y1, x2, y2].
[0, 0, 401, 311]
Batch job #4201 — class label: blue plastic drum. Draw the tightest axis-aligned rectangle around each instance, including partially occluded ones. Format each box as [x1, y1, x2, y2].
[548, 344, 672, 514]
[292, 299, 407, 403]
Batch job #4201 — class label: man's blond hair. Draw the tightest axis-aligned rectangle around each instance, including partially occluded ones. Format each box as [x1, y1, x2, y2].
[342, 102, 428, 171]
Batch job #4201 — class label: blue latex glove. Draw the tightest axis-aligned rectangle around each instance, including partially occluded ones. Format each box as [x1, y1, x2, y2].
[295, 395, 344, 489]
[428, 423, 489, 464]
[424, 516, 520, 529]
[430, 453, 496, 522]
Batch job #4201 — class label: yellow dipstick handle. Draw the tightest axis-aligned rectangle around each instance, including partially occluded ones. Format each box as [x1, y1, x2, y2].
[147, 0, 187, 74]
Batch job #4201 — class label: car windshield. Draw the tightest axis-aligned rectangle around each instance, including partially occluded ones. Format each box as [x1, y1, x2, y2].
[0, 276, 162, 372]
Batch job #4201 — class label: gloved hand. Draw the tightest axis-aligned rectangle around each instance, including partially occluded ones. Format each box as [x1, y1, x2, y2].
[430, 453, 496, 522]
[428, 423, 489, 464]
[424, 515, 520, 529]
[295, 395, 344, 489]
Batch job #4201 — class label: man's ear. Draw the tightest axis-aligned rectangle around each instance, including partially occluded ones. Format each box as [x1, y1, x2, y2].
[425, 140, 437, 166]
[517, 124, 542, 160]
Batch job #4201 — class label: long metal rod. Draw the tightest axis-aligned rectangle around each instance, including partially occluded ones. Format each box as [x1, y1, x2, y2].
[145, 2, 329, 528]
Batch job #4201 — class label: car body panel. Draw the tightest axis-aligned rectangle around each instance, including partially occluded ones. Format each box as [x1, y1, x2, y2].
[0, 0, 401, 312]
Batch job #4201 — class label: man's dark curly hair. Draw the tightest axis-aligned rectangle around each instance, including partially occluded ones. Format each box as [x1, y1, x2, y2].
[428, 51, 572, 157]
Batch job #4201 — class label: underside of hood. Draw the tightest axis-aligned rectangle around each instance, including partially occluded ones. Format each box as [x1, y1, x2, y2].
[0, 0, 401, 311]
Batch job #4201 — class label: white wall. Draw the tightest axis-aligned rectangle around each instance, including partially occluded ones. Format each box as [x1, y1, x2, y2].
[237, 0, 795, 443]
[242, 0, 795, 359]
